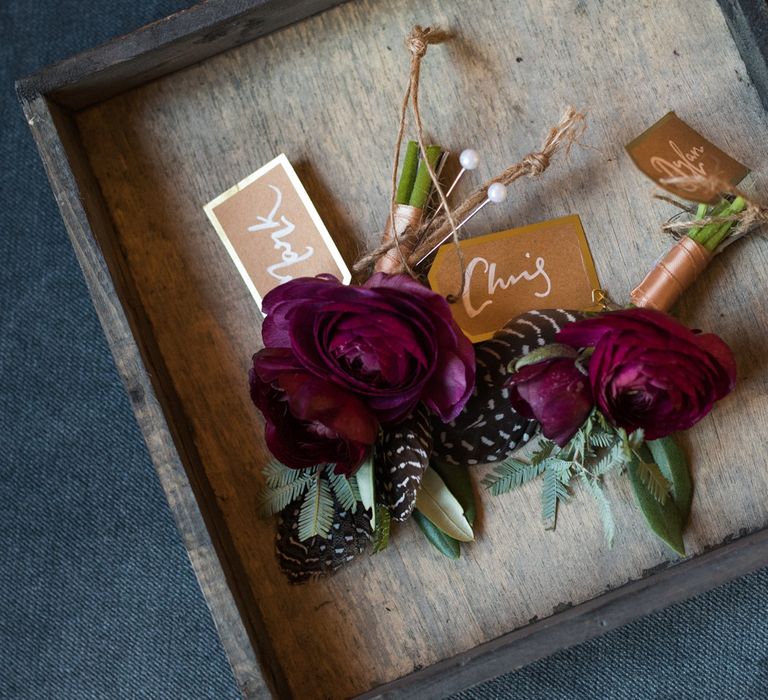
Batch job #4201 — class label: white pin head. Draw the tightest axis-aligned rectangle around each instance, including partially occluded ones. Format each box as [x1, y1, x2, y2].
[459, 148, 480, 171]
[487, 182, 508, 203]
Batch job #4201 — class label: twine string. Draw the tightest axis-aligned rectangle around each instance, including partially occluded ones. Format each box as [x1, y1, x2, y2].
[659, 175, 768, 253]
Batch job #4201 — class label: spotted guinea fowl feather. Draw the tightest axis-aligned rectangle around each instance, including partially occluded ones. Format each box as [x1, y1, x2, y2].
[432, 309, 584, 466]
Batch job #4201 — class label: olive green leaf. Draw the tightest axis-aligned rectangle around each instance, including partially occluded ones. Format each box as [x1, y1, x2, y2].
[412, 509, 460, 559]
[415, 467, 474, 542]
[432, 461, 477, 526]
[647, 436, 692, 523]
[355, 453, 376, 528]
[628, 447, 685, 556]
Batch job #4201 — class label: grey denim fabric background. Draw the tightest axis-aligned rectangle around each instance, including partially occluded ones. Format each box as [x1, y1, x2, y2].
[1, 1, 767, 698]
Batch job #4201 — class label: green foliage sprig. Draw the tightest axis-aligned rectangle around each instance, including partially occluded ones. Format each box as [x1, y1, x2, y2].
[483, 411, 691, 553]
[257, 460, 364, 542]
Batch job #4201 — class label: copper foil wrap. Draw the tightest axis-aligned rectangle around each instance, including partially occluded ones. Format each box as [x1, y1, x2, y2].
[374, 204, 422, 274]
[630, 237, 711, 312]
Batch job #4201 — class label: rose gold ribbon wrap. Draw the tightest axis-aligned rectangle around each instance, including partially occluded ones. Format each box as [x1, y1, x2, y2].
[374, 204, 423, 274]
[630, 237, 711, 312]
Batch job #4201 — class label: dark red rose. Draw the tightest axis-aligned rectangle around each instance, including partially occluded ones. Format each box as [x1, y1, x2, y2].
[507, 345, 594, 446]
[557, 308, 736, 440]
[250, 348, 378, 475]
[260, 273, 475, 423]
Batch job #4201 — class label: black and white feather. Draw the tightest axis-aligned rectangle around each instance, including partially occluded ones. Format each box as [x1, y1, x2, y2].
[276, 496, 372, 583]
[375, 403, 433, 521]
[432, 309, 584, 466]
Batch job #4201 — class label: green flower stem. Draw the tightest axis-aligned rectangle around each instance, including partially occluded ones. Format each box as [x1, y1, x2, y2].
[409, 144, 442, 209]
[395, 140, 420, 205]
[688, 196, 746, 252]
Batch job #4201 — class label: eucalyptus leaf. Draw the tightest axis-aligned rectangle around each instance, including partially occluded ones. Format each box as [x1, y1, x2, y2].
[647, 436, 692, 522]
[415, 467, 474, 542]
[412, 509, 460, 559]
[432, 461, 477, 526]
[628, 449, 685, 556]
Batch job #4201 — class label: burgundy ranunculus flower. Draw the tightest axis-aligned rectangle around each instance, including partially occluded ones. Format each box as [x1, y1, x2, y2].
[250, 348, 378, 475]
[260, 273, 475, 423]
[557, 308, 736, 440]
[507, 347, 594, 446]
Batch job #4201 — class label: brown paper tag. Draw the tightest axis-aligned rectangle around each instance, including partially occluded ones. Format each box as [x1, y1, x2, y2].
[204, 154, 350, 311]
[428, 215, 600, 343]
[626, 112, 749, 203]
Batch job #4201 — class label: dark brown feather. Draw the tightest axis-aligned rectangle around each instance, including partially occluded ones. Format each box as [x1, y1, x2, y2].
[375, 403, 433, 521]
[276, 496, 372, 583]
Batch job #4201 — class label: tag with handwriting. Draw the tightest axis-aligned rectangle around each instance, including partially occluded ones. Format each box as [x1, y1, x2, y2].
[204, 154, 350, 311]
[626, 112, 749, 203]
[428, 215, 600, 343]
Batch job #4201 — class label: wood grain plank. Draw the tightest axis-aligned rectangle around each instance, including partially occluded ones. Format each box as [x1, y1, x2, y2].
[29, 0, 768, 697]
[16, 0, 349, 111]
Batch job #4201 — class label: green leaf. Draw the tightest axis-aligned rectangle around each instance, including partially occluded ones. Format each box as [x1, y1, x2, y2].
[371, 505, 391, 554]
[263, 459, 306, 488]
[326, 467, 357, 514]
[412, 509, 460, 559]
[531, 440, 555, 465]
[636, 460, 670, 505]
[514, 343, 578, 370]
[589, 431, 615, 449]
[541, 466, 559, 528]
[592, 441, 627, 477]
[355, 453, 375, 527]
[256, 472, 314, 518]
[628, 428, 645, 451]
[298, 472, 335, 541]
[482, 458, 545, 496]
[647, 436, 692, 522]
[579, 473, 616, 546]
[432, 461, 477, 526]
[628, 449, 685, 556]
[256, 463, 315, 518]
[415, 468, 474, 542]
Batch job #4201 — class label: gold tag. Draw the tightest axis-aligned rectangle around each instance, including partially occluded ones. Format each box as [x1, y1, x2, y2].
[626, 112, 749, 203]
[428, 215, 600, 343]
[204, 154, 350, 311]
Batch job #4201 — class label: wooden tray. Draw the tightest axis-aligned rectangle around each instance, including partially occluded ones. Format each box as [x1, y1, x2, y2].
[18, 1, 768, 697]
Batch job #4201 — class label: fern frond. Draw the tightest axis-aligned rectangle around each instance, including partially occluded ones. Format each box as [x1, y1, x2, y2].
[589, 431, 615, 449]
[530, 440, 555, 465]
[298, 472, 335, 541]
[580, 473, 616, 546]
[327, 467, 358, 513]
[263, 458, 307, 488]
[482, 458, 545, 496]
[348, 474, 361, 503]
[592, 442, 627, 477]
[637, 460, 670, 504]
[256, 465, 315, 518]
[371, 505, 391, 553]
[542, 466, 559, 528]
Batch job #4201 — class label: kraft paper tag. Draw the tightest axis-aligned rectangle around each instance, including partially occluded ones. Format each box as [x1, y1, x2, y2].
[626, 112, 749, 203]
[204, 154, 350, 311]
[428, 215, 600, 343]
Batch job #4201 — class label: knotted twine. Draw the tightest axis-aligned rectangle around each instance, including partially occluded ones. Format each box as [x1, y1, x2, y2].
[630, 175, 767, 311]
[354, 25, 586, 302]
[659, 175, 768, 252]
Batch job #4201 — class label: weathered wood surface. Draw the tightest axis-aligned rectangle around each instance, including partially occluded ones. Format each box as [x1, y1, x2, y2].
[30, 0, 768, 697]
